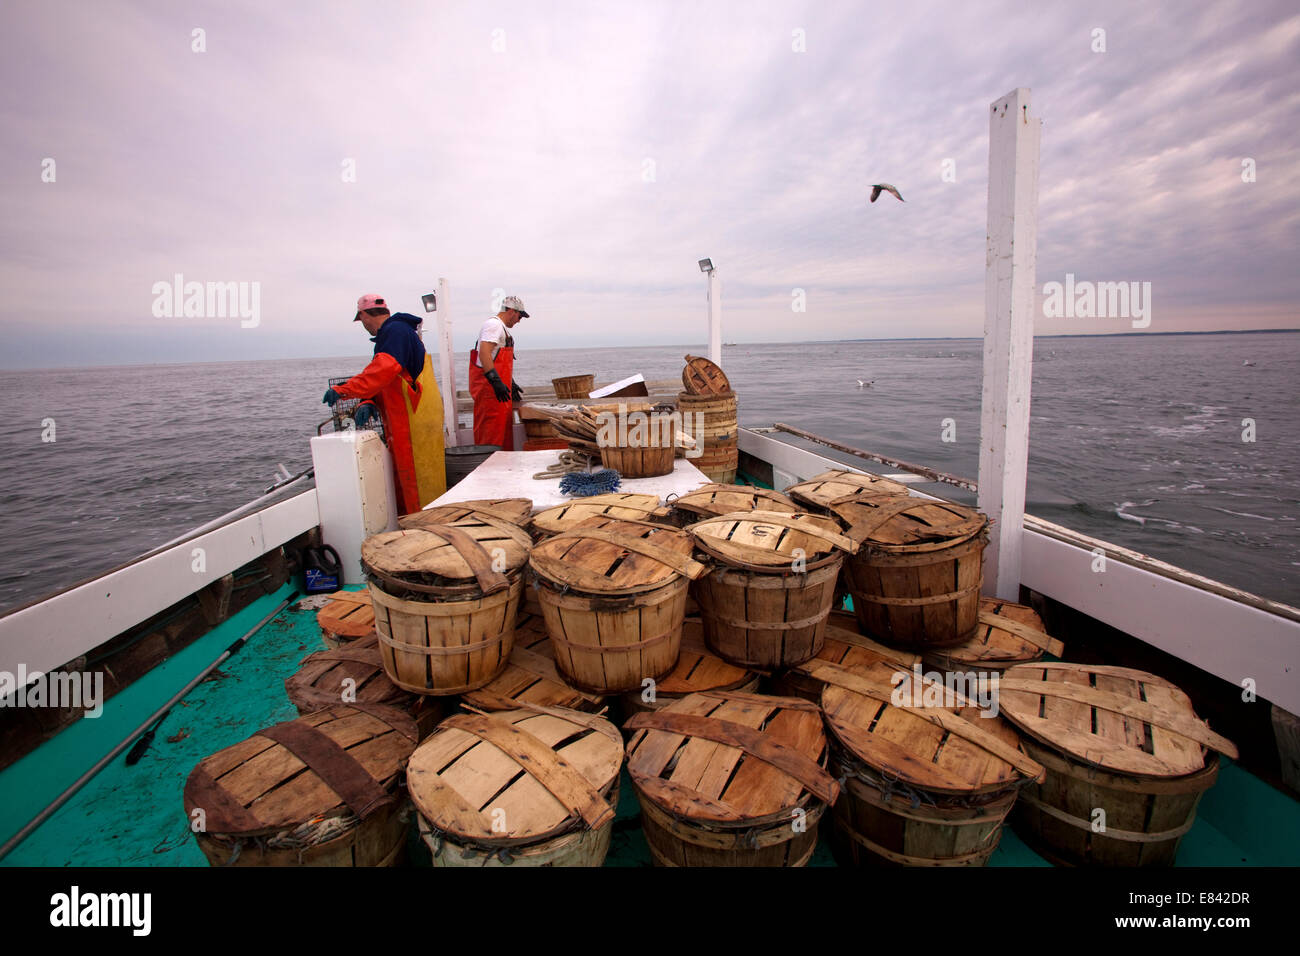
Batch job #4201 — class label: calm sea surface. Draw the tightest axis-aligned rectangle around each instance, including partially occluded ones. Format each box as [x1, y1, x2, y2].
[1, 332, 1296, 611]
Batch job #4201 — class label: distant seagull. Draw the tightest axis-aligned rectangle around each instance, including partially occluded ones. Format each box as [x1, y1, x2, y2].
[870, 183, 904, 203]
[857, 379, 873, 388]
[1243, 360, 1256, 367]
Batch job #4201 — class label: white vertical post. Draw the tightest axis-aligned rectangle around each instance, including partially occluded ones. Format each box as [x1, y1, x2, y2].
[978, 88, 1041, 601]
[707, 270, 722, 366]
[435, 277, 457, 447]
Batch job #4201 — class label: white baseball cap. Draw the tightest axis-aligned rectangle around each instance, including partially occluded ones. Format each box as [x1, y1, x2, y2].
[502, 295, 529, 317]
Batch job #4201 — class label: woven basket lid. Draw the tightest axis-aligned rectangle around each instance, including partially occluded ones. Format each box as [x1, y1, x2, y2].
[829, 493, 988, 552]
[182, 704, 417, 837]
[461, 615, 606, 713]
[821, 668, 1043, 795]
[530, 516, 707, 595]
[624, 691, 839, 824]
[316, 591, 375, 642]
[997, 663, 1238, 777]
[785, 469, 909, 509]
[361, 519, 531, 595]
[687, 509, 858, 570]
[529, 493, 662, 536]
[407, 705, 623, 844]
[682, 354, 732, 396]
[924, 598, 1064, 670]
[285, 633, 413, 713]
[400, 498, 533, 530]
[670, 483, 798, 519]
[632, 618, 758, 700]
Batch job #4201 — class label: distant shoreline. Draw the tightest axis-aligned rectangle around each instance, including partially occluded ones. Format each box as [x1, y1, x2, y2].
[5, 327, 1297, 373]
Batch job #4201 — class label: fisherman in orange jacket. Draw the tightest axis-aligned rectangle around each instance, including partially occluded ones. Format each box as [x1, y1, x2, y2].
[324, 294, 446, 513]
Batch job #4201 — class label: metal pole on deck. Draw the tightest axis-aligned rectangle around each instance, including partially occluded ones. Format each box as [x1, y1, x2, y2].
[436, 277, 457, 447]
[708, 271, 722, 366]
[978, 88, 1041, 601]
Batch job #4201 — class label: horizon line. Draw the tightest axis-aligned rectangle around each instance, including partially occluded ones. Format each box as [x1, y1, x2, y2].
[3, 327, 1297, 373]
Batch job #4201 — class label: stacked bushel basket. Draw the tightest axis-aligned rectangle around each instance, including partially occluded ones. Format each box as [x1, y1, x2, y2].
[180, 470, 1236, 867]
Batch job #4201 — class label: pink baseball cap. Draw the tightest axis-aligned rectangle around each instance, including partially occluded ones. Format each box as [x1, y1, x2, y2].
[354, 293, 389, 321]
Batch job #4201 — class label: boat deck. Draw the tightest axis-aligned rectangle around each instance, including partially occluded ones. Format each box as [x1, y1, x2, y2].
[2, 583, 1295, 867]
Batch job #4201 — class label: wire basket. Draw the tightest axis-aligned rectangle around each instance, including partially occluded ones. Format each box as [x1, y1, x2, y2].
[323, 375, 385, 441]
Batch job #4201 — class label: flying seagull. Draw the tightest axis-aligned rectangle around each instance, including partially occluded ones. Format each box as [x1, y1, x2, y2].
[870, 183, 904, 203]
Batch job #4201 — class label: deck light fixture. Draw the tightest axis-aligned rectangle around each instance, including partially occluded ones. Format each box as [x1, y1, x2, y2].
[421, 292, 437, 312]
[698, 258, 714, 274]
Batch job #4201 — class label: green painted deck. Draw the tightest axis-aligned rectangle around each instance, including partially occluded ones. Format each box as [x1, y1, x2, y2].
[1, 584, 1296, 867]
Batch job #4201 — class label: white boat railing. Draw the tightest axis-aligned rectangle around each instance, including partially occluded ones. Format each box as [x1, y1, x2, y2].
[740, 426, 1300, 715]
[0, 489, 320, 686]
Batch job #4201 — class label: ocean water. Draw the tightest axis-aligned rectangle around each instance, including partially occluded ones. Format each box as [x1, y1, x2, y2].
[0, 331, 1296, 612]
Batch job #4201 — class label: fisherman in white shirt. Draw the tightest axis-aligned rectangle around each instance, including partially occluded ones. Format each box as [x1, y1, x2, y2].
[468, 295, 528, 448]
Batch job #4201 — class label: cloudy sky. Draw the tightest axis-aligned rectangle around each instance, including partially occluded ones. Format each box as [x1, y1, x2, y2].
[2, 0, 1297, 368]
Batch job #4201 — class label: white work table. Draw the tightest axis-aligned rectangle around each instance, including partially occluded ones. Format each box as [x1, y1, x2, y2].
[426, 451, 712, 511]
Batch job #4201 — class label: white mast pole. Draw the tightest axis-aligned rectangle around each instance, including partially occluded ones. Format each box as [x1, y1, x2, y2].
[436, 277, 457, 447]
[708, 269, 722, 366]
[978, 88, 1041, 601]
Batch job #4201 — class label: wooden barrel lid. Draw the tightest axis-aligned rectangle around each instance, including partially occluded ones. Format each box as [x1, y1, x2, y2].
[407, 705, 623, 845]
[682, 354, 732, 395]
[635, 618, 758, 700]
[530, 517, 707, 595]
[182, 704, 417, 836]
[400, 498, 533, 530]
[316, 591, 375, 642]
[529, 493, 662, 536]
[786, 618, 920, 685]
[785, 469, 909, 509]
[830, 493, 988, 552]
[997, 663, 1238, 777]
[625, 691, 839, 824]
[285, 633, 413, 713]
[925, 598, 1064, 670]
[361, 519, 531, 595]
[461, 615, 606, 712]
[669, 483, 798, 519]
[687, 509, 858, 570]
[821, 669, 1043, 795]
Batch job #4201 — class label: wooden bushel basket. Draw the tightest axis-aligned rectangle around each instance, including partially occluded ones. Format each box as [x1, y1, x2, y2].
[362, 518, 531, 696]
[624, 691, 840, 866]
[462, 613, 607, 713]
[784, 469, 909, 513]
[816, 662, 1044, 866]
[620, 618, 759, 721]
[183, 704, 418, 867]
[831, 494, 988, 650]
[285, 633, 443, 738]
[677, 391, 738, 484]
[399, 497, 533, 530]
[592, 403, 678, 479]
[923, 598, 1064, 676]
[316, 590, 376, 648]
[663, 483, 798, 526]
[530, 517, 708, 694]
[770, 613, 919, 703]
[529, 493, 661, 540]
[998, 663, 1237, 866]
[408, 705, 623, 867]
[687, 510, 859, 671]
[552, 374, 595, 399]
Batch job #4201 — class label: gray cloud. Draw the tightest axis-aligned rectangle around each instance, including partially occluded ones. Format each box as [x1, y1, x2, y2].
[1, 0, 1296, 368]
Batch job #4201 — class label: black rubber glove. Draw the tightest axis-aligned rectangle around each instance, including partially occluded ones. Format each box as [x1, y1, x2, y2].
[484, 368, 511, 403]
[354, 402, 379, 427]
[323, 388, 341, 406]
[511, 381, 523, 403]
